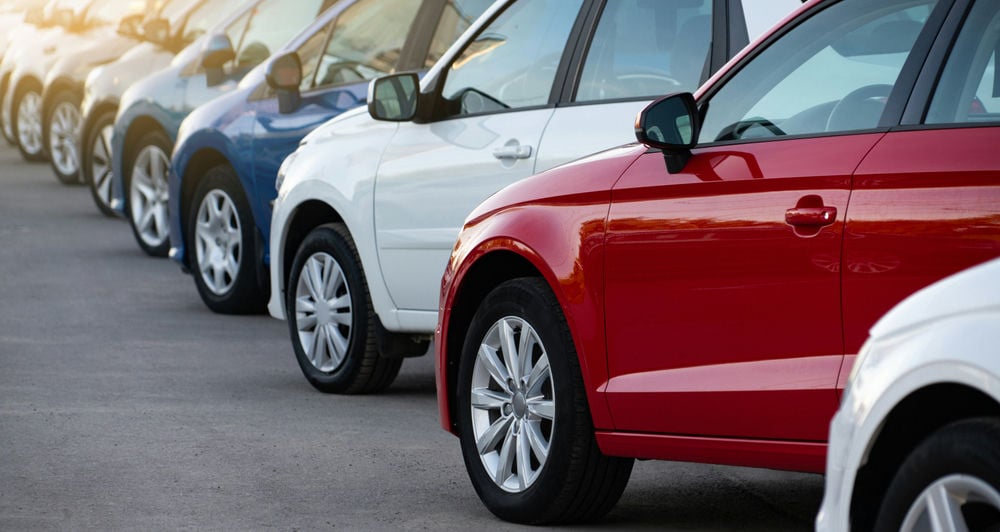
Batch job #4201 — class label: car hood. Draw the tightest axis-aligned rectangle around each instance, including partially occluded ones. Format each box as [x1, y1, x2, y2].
[870, 257, 1000, 339]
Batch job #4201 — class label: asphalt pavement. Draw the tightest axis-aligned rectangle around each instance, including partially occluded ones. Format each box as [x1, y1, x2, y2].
[0, 143, 824, 530]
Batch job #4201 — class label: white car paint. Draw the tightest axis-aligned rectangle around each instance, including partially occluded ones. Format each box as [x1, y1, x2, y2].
[816, 257, 1000, 531]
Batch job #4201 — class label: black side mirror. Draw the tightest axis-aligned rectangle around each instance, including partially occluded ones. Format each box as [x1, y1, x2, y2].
[202, 34, 235, 87]
[635, 92, 700, 173]
[265, 52, 302, 114]
[142, 17, 170, 46]
[368, 72, 419, 122]
[24, 6, 44, 25]
[116, 13, 143, 38]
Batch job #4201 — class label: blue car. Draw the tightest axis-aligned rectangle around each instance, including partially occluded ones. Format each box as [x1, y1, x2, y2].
[168, 0, 491, 313]
[111, 0, 336, 257]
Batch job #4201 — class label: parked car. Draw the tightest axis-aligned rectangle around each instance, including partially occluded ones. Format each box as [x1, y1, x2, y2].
[268, 0, 798, 394]
[168, 0, 493, 315]
[817, 255, 1000, 531]
[110, 0, 335, 257]
[40, 0, 190, 184]
[0, 0, 142, 162]
[0, 0, 50, 62]
[434, 0, 1000, 523]
[81, 0, 245, 215]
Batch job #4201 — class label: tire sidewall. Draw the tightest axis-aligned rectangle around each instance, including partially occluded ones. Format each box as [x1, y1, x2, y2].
[125, 129, 172, 256]
[456, 278, 583, 522]
[187, 164, 263, 314]
[286, 224, 372, 392]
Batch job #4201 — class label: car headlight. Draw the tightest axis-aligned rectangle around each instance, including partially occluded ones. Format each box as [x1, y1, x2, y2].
[275, 149, 299, 193]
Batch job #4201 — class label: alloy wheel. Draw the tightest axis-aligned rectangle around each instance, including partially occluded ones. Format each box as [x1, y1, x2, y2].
[470, 316, 554, 493]
[294, 252, 353, 373]
[49, 100, 81, 177]
[901, 474, 1000, 531]
[129, 144, 170, 248]
[194, 189, 242, 295]
[90, 124, 114, 211]
[16, 90, 42, 156]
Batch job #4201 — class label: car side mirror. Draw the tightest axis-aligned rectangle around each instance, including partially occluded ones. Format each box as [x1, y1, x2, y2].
[266, 52, 302, 114]
[635, 92, 700, 174]
[24, 6, 44, 25]
[202, 34, 235, 87]
[368, 72, 419, 122]
[116, 13, 143, 38]
[142, 17, 170, 47]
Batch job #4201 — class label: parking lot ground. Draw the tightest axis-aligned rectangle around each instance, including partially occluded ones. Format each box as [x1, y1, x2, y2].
[0, 143, 823, 530]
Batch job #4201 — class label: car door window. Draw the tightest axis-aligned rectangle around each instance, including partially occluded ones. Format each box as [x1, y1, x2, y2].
[295, 20, 333, 92]
[229, 0, 327, 72]
[575, 0, 712, 103]
[699, 0, 940, 143]
[740, 0, 801, 41]
[925, 2, 1000, 124]
[310, 0, 422, 90]
[439, 0, 584, 117]
[178, 0, 236, 48]
[424, 0, 495, 68]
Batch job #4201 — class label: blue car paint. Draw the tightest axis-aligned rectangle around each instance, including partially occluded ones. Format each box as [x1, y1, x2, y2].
[167, 0, 369, 270]
[109, 0, 257, 215]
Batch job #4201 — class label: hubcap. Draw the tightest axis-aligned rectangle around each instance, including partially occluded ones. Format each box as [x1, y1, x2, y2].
[49, 100, 81, 176]
[470, 316, 554, 493]
[194, 189, 242, 295]
[129, 144, 170, 248]
[901, 474, 1000, 531]
[90, 124, 114, 209]
[16, 90, 42, 155]
[294, 252, 353, 373]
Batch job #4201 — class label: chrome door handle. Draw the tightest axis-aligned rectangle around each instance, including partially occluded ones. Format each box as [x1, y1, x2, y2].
[492, 144, 532, 160]
[785, 206, 837, 227]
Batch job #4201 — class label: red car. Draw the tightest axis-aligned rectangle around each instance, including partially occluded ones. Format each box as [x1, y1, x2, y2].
[435, 0, 1000, 525]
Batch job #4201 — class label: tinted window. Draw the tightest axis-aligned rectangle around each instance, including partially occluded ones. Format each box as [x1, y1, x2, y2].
[178, 0, 235, 47]
[926, 2, 1000, 124]
[575, 0, 712, 103]
[425, 0, 494, 68]
[232, 0, 325, 70]
[700, 0, 938, 143]
[440, 0, 584, 117]
[312, 0, 422, 88]
[740, 0, 801, 41]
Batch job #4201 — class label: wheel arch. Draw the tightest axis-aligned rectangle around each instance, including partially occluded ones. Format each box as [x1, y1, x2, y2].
[177, 147, 229, 268]
[849, 382, 1000, 529]
[281, 199, 345, 294]
[122, 116, 170, 169]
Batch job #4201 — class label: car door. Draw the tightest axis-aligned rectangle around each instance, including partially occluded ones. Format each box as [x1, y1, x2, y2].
[373, 0, 587, 312]
[842, 0, 1000, 381]
[537, 0, 797, 174]
[602, 0, 949, 442]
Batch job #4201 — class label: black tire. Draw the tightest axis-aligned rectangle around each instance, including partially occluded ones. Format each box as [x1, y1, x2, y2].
[82, 109, 118, 217]
[456, 277, 633, 524]
[125, 129, 172, 257]
[874, 417, 1000, 532]
[286, 223, 401, 394]
[12, 80, 46, 162]
[187, 164, 266, 314]
[44, 88, 83, 185]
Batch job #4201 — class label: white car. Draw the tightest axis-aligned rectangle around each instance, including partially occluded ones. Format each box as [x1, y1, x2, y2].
[817, 257, 1000, 532]
[268, 0, 800, 393]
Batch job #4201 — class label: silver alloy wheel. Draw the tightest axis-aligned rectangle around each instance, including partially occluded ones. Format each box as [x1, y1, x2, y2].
[294, 252, 353, 372]
[49, 100, 81, 176]
[129, 144, 170, 248]
[901, 474, 1000, 531]
[90, 124, 114, 209]
[16, 90, 42, 155]
[471, 316, 554, 493]
[194, 189, 242, 295]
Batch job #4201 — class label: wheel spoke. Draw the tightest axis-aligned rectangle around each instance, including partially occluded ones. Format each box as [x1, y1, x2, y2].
[326, 323, 349, 357]
[310, 326, 326, 363]
[477, 414, 512, 455]
[224, 255, 239, 279]
[516, 428, 532, 490]
[925, 483, 968, 532]
[296, 313, 317, 331]
[524, 421, 549, 463]
[500, 319, 521, 383]
[494, 422, 517, 485]
[295, 296, 316, 314]
[478, 344, 511, 392]
[518, 325, 537, 381]
[212, 264, 226, 292]
[525, 355, 550, 396]
[471, 387, 509, 410]
[526, 398, 554, 421]
[328, 294, 350, 312]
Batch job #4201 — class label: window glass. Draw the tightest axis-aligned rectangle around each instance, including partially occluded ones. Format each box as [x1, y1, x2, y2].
[312, 0, 422, 89]
[425, 0, 494, 68]
[741, 0, 801, 41]
[296, 21, 333, 91]
[441, 0, 583, 117]
[85, 0, 145, 26]
[926, 3, 1000, 124]
[575, 0, 712, 103]
[178, 0, 235, 47]
[231, 0, 325, 71]
[699, 0, 937, 143]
